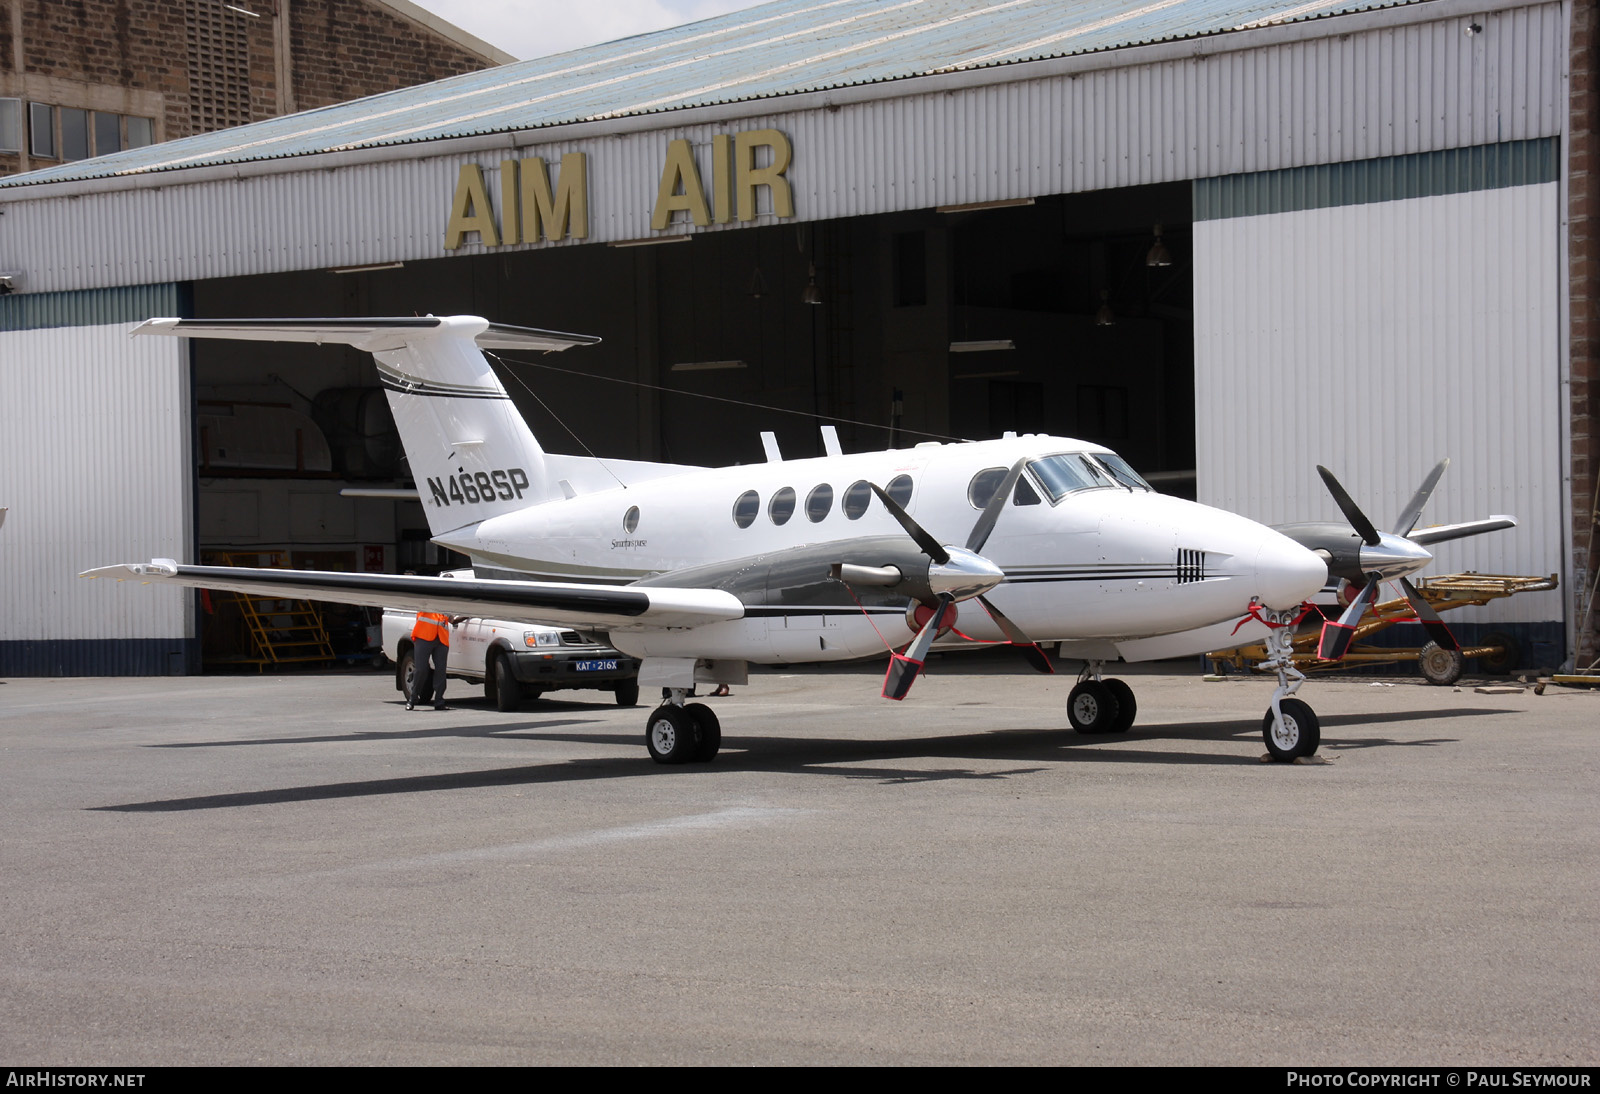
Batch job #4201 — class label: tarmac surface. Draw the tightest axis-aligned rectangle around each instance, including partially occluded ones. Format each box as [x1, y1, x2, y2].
[1, 658, 1596, 1066]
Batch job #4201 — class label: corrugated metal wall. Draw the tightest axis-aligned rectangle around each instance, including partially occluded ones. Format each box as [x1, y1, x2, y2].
[0, 285, 196, 674]
[0, 2, 1564, 294]
[1194, 166, 1562, 627]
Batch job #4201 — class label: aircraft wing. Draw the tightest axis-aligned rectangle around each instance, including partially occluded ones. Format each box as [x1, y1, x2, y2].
[80, 561, 742, 632]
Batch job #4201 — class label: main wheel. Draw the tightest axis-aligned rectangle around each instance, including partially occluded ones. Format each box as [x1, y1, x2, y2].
[645, 705, 699, 765]
[1067, 680, 1120, 734]
[1103, 678, 1137, 732]
[1262, 697, 1320, 762]
[397, 649, 416, 698]
[491, 651, 524, 712]
[1418, 641, 1464, 686]
[684, 702, 721, 762]
[614, 681, 640, 707]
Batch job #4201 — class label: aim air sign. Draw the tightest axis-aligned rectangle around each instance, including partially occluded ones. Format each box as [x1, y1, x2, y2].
[443, 129, 795, 249]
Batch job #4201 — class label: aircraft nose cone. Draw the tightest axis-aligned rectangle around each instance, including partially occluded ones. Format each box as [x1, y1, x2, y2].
[1254, 535, 1329, 610]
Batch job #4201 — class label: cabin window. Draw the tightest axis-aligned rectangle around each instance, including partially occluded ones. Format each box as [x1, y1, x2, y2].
[886, 474, 913, 508]
[967, 467, 1007, 509]
[769, 487, 796, 526]
[733, 490, 760, 528]
[622, 506, 640, 533]
[842, 480, 872, 520]
[806, 484, 833, 522]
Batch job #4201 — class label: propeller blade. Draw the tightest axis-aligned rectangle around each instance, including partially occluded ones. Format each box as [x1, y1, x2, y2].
[1391, 458, 1449, 537]
[882, 594, 952, 700]
[1317, 466, 1382, 547]
[977, 594, 1055, 674]
[870, 483, 949, 565]
[1317, 572, 1380, 660]
[966, 459, 1028, 554]
[1399, 576, 1458, 651]
[1407, 516, 1516, 546]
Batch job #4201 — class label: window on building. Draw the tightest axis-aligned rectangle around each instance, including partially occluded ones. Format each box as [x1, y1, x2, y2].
[60, 108, 89, 161]
[94, 112, 122, 156]
[126, 116, 154, 148]
[0, 100, 20, 153]
[29, 103, 55, 159]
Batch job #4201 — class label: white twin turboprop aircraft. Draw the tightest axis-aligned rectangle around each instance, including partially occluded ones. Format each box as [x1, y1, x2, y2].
[87, 314, 1450, 766]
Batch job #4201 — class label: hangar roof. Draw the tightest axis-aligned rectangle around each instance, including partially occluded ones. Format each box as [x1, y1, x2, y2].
[1, 0, 1429, 190]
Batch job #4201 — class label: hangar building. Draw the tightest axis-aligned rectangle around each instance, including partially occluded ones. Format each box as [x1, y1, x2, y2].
[0, 0, 1591, 674]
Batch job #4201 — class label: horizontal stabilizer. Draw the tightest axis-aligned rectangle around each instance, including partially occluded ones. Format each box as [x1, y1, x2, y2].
[81, 561, 741, 633]
[131, 316, 600, 354]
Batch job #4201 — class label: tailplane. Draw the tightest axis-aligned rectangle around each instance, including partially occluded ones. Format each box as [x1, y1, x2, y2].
[133, 315, 599, 535]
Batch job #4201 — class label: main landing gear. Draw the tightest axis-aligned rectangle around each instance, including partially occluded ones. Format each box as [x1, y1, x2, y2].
[645, 688, 721, 765]
[1257, 606, 1320, 762]
[1067, 663, 1138, 734]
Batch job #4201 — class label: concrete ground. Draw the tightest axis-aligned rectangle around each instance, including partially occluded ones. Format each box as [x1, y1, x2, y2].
[0, 658, 1595, 1066]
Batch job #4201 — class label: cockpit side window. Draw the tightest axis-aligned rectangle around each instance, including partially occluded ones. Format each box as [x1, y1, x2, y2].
[1092, 452, 1153, 492]
[967, 467, 1008, 509]
[1013, 475, 1041, 505]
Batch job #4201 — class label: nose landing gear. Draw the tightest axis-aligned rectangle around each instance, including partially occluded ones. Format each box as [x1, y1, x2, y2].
[1257, 607, 1320, 762]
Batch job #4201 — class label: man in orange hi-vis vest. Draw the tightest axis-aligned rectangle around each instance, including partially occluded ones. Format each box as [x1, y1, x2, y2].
[408, 610, 465, 710]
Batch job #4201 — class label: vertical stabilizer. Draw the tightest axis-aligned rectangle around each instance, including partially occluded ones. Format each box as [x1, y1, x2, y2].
[131, 315, 601, 536]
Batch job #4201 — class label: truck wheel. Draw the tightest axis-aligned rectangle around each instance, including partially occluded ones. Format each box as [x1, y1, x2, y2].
[397, 649, 415, 697]
[491, 651, 523, 712]
[614, 681, 640, 707]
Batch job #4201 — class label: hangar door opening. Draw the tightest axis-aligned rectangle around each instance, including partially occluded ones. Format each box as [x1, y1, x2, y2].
[181, 181, 1194, 667]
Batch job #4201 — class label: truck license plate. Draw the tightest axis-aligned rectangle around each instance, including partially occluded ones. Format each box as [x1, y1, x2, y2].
[576, 659, 618, 671]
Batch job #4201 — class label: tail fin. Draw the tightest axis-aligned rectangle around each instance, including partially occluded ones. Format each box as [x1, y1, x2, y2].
[133, 315, 599, 535]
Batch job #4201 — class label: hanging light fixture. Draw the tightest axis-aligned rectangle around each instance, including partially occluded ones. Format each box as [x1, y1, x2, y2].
[1095, 289, 1115, 326]
[1146, 223, 1172, 267]
[802, 261, 822, 305]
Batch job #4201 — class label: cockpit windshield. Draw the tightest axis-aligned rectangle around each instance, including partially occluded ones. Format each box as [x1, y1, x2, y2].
[1026, 452, 1152, 502]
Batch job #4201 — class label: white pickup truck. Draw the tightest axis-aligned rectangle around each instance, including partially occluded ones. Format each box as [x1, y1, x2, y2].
[382, 573, 640, 712]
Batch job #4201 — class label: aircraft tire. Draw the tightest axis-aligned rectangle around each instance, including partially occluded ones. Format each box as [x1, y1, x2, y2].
[614, 681, 640, 707]
[1104, 678, 1137, 732]
[1262, 697, 1320, 762]
[491, 651, 524, 713]
[1067, 680, 1120, 734]
[684, 702, 721, 762]
[645, 705, 699, 765]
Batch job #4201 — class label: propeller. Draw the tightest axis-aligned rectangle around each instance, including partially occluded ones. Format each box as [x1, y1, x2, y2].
[852, 464, 1053, 700]
[1301, 460, 1514, 660]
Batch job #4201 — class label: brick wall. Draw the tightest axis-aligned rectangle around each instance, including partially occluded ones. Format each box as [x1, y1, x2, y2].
[0, 0, 501, 176]
[289, 0, 489, 112]
[1574, 0, 1599, 668]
